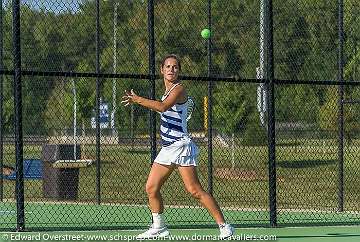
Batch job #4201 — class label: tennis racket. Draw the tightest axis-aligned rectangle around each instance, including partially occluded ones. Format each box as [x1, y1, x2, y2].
[186, 97, 195, 121]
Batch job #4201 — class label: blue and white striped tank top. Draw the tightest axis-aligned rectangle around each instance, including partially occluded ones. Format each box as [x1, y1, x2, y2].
[160, 83, 189, 147]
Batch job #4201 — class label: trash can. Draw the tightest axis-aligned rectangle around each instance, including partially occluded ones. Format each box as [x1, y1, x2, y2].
[42, 144, 81, 200]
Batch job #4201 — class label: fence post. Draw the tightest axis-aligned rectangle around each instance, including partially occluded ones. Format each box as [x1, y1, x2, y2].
[337, 0, 344, 212]
[148, 0, 156, 164]
[264, 0, 277, 227]
[206, 0, 213, 195]
[0, 0, 4, 202]
[13, 0, 25, 231]
[95, 0, 101, 204]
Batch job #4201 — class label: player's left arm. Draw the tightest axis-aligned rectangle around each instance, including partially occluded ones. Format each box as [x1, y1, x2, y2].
[121, 85, 185, 112]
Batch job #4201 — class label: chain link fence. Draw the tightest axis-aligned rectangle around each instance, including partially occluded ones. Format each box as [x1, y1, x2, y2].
[1, 0, 360, 231]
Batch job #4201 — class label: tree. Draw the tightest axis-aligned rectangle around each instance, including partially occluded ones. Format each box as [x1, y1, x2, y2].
[213, 84, 250, 134]
[318, 87, 358, 142]
[44, 81, 73, 135]
[276, 85, 319, 123]
[343, 0, 360, 81]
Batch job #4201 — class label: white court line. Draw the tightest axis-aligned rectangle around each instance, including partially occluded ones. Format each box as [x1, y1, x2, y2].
[0, 210, 33, 214]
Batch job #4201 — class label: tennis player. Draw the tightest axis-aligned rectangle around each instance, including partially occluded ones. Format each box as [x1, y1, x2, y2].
[121, 54, 234, 240]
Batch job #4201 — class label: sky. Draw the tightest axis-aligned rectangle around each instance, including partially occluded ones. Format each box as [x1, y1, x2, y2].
[3, 0, 81, 14]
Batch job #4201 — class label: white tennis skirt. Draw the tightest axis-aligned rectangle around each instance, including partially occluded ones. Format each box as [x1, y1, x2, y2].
[154, 136, 199, 166]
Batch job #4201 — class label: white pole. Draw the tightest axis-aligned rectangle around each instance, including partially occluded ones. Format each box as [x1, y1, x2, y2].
[257, 68, 265, 126]
[259, 0, 265, 79]
[257, 0, 266, 127]
[111, 2, 118, 136]
[72, 79, 77, 161]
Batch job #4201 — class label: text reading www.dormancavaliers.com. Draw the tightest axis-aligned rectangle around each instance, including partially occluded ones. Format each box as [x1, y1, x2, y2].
[2, 232, 277, 241]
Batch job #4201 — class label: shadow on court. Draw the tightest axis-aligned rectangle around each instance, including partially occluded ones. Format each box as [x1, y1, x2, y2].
[258, 226, 360, 242]
[278, 233, 360, 239]
[277, 159, 336, 168]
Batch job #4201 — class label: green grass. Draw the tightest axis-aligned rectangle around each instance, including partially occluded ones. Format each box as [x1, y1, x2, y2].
[1, 140, 360, 228]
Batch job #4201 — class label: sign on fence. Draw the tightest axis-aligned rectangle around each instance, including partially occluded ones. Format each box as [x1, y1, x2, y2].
[91, 102, 109, 129]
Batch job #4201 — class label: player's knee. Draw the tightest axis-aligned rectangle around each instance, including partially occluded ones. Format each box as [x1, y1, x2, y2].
[145, 182, 159, 197]
[186, 186, 204, 199]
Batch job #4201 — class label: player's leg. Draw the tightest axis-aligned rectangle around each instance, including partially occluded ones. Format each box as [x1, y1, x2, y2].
[178, 166, 224, 222]
[136, 163, 174, 239]
[146, 162, 175, 213]
[178, 166, 234, 239]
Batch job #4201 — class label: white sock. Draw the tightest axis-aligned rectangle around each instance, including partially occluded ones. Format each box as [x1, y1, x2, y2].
[218, 223, 226, 228]
[152, 213, 165, 229]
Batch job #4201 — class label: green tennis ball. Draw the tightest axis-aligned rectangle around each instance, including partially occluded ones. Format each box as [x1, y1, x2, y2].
[201, 28, 211, 39]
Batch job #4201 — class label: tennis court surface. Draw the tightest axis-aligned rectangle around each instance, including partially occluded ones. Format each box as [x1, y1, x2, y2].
[0, 225, 359, 242]
[1, 202, 359, 241]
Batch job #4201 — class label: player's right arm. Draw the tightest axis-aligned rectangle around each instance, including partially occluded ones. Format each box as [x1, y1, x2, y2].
[121, 85, 186, 112]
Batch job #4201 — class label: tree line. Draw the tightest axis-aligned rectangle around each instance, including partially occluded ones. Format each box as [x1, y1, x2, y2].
[1, 0, 360, 142]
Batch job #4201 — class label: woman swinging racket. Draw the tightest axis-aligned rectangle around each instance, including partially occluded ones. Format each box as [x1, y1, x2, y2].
[121, 54, 234, 240]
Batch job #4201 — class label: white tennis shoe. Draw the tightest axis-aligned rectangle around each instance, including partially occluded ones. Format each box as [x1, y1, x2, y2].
[219, 224, 234, 240]
[136, 224, 170, 240]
